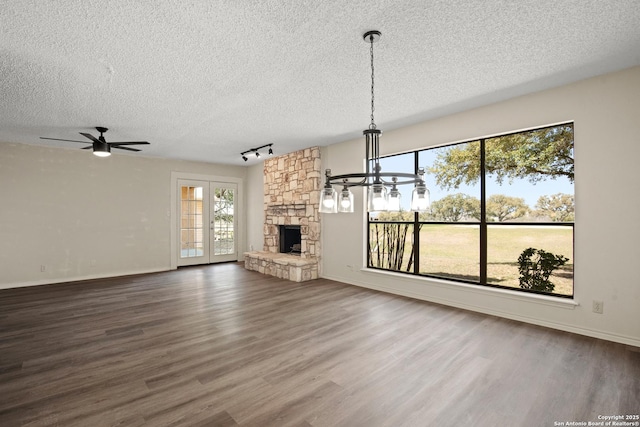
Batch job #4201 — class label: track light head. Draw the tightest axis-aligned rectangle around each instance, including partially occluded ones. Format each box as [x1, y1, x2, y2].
[240, 144, 273, 162]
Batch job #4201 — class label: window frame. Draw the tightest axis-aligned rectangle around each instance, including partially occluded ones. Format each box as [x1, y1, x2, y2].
[367, 123, 575, 299]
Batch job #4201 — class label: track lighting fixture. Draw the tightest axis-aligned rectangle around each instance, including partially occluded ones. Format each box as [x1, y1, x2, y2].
[240, 144, 274, 162]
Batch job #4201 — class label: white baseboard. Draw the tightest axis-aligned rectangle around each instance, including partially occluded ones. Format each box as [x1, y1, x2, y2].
[0, 268, 169, 290]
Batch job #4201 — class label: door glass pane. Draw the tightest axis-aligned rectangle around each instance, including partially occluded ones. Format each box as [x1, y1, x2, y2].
[180, 186, 205, 258]
[212, 187, 235, 255]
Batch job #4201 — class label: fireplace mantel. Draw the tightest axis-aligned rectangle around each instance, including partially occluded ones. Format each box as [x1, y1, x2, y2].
[267, 203, 307, 209]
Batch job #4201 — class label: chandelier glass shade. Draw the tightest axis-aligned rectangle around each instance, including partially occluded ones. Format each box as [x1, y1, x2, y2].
[338, 187, 355, 213]
[387, 179, 402, 212]
[319, 30, 430, 214]
[320, 186, 338, 213]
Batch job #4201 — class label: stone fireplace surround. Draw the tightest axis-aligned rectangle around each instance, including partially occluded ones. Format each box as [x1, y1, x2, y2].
[244, 147, 321, 282]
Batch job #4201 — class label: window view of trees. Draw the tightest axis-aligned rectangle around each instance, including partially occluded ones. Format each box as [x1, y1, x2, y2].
[430, 124, 573, 188]
[368, 123, 574, 297]
[369, 219, 415, 272]
[213, 187, 235, 255]
[428, 193, 479, 222]
[534, 193, 575, 222]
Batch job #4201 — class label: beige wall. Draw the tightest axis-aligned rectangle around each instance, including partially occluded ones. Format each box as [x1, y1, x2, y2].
[318, 66, 640, 346]
[0, 143, 247, 288]
[246, 162, 266, 252]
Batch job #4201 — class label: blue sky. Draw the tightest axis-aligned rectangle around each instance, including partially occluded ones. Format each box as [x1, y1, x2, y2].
[379, 150, 574, 210]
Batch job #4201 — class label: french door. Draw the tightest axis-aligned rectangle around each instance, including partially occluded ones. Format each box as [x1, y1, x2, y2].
[177, 179, 238, 266]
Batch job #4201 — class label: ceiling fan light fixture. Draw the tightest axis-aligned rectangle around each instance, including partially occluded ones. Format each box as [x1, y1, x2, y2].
[93, 141, 111, 157]
[40, 126, 149, 157]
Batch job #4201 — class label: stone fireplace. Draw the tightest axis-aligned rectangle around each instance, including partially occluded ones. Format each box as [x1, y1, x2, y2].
[244, 147, 321, 282]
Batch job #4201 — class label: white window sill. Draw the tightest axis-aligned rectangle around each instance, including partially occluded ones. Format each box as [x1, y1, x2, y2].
[360, 267, 579, 310]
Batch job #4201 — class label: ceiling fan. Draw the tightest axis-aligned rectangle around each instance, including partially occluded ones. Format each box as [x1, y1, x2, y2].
[40, 127, 150, 157]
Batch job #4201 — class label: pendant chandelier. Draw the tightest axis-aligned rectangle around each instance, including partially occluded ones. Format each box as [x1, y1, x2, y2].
[319, 31, 430, 214]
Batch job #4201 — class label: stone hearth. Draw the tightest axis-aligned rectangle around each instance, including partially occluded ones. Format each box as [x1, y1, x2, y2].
[244, 147, 321, 282]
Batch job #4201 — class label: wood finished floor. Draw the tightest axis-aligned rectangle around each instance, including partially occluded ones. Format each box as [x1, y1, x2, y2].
[1, 263, 638, 427]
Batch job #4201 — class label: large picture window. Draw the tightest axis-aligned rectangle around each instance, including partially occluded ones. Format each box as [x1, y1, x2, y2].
[368, 123, 574, 297]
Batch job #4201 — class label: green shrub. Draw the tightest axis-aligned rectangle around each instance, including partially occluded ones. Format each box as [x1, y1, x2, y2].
[517, 248, 569, 293]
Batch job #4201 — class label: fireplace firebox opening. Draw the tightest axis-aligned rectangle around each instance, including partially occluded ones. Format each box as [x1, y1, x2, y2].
[279, 225, 301, 255]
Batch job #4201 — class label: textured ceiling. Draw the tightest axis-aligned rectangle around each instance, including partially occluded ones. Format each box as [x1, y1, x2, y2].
[1, 0, 640, 165]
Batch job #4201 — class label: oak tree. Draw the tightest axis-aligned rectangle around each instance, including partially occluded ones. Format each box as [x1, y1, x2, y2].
[428, 193, 480, 222]
[428, 125, 573, 190]
[486, 194, 528, 222]
[534, 193, 575, 222]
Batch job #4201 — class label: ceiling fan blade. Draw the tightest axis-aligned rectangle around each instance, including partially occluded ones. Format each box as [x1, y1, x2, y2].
[112, 146, 141, 152]
[79, 132, 101, 143]
[109, 141, 150, 146]
[40, 137, 91, 144]
[81, 146, 92, 150]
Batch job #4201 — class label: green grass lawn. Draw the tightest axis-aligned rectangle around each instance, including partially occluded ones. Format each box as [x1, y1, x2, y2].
[371, 223, 574, 296]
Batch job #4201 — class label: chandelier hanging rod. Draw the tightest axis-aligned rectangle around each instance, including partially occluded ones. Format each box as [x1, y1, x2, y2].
[319, 30, 430, 214]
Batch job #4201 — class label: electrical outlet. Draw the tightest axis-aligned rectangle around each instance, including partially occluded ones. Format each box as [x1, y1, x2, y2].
[592, 300, 604, 314]
[40, 265, 46, 272]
